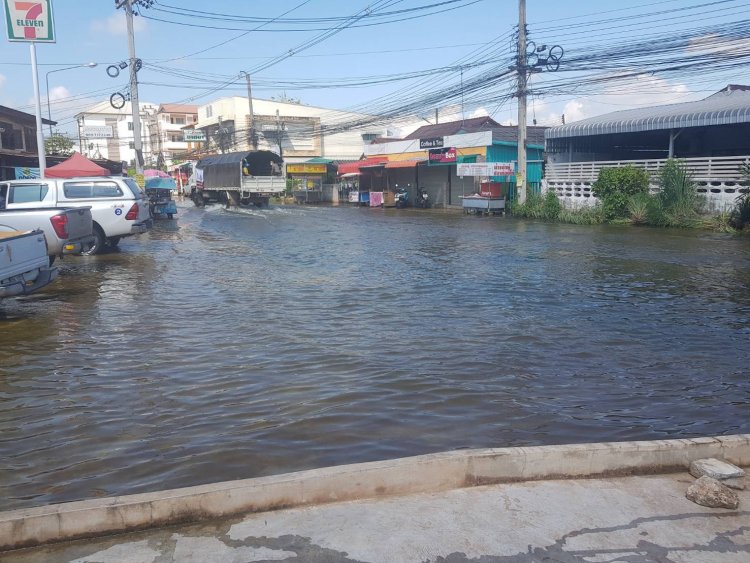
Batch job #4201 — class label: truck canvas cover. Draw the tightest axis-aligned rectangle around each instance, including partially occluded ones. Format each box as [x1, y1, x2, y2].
[196, 151, 282, 188]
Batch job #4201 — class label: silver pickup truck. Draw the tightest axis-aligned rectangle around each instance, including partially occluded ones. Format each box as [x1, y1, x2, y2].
[0, 229, 58, 299]
[0, 207, 93, 258]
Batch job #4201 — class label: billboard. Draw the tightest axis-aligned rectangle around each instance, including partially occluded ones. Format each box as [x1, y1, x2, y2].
[3, 0, 55, 42]
[428, 147, 457, 164]
[287, 163, 327, 174]
[457, 162, 515, 177]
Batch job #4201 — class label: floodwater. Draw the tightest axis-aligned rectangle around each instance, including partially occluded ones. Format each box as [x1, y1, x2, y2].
[1, 201, 749, 510]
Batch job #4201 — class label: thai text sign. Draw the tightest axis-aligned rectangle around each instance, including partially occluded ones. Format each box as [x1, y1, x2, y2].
[428, 147, 457, 164]
[82, 126, 113, 139]
[183, 130, 206, 142]
[419, 137, 444, 149]
[457, 162, 515, 177]
[3, 0, 55, 42]
[287, 163, 327, 174]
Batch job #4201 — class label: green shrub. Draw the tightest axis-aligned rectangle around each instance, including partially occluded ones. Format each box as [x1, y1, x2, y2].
[592, 165, 650, 220]
[650, 159, 703, 228]
[729, 164, 750, 230]
[627, 192, 651, 225]
[541, 190, 562, 220]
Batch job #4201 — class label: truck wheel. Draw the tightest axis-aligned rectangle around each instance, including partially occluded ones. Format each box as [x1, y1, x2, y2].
[82, 225, 106, 256]
[192, 193, 205, 207]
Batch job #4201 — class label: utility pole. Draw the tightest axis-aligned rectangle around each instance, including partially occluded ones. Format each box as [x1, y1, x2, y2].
[240, 72, 257, 150]
[275, 109, 284, 159]
[435, 108, 439, 124]
[119, 0, 144, 174]
[30, 43, 46, 176]
[516, 0, 528, 205]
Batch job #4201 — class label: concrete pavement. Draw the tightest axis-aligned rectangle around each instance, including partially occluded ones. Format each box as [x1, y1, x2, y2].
[4, 472, 749, 562]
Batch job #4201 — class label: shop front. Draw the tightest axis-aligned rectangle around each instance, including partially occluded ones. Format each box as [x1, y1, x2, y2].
[287, 159, 332, 203]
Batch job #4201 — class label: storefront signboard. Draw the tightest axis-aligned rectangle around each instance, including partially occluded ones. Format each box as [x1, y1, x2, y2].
[287, 163, 327, 174]
[419, 137, 444, 149]
[82, 125, 113, 139]
[428, 147, 457, 164]
[183, 130, 206, 142]
[4, 0, 55, 42]
[457, 162, 515, 177]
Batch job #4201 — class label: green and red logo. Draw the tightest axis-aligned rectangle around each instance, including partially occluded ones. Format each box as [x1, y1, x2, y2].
[3, 0, 55, 43]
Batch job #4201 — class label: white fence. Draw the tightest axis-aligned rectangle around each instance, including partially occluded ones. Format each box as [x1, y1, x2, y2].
[545, 156, 750, 211]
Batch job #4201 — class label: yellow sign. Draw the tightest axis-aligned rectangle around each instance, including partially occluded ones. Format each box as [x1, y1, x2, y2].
[135, 173, 145, 188]
[287, 163, 327, 174]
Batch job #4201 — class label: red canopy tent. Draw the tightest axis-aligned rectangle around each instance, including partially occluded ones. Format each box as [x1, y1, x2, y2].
[45, 152, 110, 178]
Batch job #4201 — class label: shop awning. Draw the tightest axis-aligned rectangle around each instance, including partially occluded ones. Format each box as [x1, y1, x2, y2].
[458, 155, 478, 163]
[337, 157, 388, 175]
[385, 159, 426, 169]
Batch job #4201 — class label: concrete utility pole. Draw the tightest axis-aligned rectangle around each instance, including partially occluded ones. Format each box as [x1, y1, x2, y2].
[29, 43, 46, 177]
[240, 72, 257, 150]
[121, 0, 144, 173]
[516, 0, 528, 204]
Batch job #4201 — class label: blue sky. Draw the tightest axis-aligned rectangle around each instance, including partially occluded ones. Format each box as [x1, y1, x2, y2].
[1, 0, 748, 136]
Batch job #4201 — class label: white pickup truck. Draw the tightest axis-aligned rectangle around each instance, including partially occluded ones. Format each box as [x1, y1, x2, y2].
[0, 229, 58, 299]
[0, 207, 93, 258]
[0, 177, 152, 255]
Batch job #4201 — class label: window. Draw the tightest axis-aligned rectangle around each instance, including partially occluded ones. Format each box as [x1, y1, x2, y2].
[205, 105, 213, 118]
[127, 121, 133, 131]
[8, 183, 48, 204]
[123, 178, 144, 199]
[24, 127, 36, 152]
[129, 141, 135, 149]
[63, 181, 123, 199]
[361, 133, 378, 142]
[169, 133, 182, 143]
[170, 116, 186, 125]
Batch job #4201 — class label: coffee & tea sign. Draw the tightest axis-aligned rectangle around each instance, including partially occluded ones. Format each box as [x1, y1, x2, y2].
[3, 0, 55, 42]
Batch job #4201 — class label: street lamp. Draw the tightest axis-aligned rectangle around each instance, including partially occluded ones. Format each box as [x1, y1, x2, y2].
[45, 62, 98, 136]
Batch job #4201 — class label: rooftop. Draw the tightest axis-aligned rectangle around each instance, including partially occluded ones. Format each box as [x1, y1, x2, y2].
[403, 115, 500, 139]
[158, 103, 198, 115]
[0, 105, 55, 126]
[547, 85, 750, 140]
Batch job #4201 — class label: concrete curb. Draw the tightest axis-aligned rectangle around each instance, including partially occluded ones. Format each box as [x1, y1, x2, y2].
[2, 434, 749, 552]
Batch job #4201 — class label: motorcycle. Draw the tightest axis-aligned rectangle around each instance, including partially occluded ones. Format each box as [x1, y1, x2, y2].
[415, 186, 430, 208]
[395, 184, 409, 208]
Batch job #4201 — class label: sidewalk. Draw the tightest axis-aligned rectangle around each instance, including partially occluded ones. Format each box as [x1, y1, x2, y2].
[4, 472, 749, 562]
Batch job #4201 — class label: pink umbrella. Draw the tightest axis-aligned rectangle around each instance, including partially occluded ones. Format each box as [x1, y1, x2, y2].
[144, 169, 170, 178]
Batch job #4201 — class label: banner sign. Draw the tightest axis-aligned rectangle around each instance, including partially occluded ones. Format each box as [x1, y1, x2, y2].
[3, 0, 55, 42]
[457, 162, 515, 177]
[419, 137, 444, 149]
[195, 167, 204, 188]
[14, 166, 39, 179]
[287, 163, 327, 174]
[428, 147, 457, 164]
[183, 130, 206, 142]
[82, 125, 113, 139]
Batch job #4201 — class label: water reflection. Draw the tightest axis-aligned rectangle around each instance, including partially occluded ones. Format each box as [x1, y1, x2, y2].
[1, 203, 749, 510]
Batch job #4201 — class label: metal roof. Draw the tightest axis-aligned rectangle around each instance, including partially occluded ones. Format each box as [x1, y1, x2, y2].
[546, 87, 750, 140]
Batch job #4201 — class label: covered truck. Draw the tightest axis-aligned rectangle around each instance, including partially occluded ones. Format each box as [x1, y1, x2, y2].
[191, 150, 285, 208]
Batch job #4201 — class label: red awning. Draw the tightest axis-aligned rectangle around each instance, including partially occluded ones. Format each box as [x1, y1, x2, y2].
[45, 152, 109, 178]
[337, 157, 388, 175]
[385, 159, 426, 169]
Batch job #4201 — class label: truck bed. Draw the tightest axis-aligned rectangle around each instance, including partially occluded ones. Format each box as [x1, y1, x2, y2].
[0, 229, 57, 298]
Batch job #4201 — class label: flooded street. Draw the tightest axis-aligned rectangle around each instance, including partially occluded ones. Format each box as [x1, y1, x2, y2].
[1, 201, 749, 511]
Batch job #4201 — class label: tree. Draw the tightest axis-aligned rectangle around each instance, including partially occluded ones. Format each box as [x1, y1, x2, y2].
[44, 133, 75, 157]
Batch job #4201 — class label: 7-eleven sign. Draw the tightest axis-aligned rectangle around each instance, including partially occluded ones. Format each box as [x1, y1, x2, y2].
[3, 0, 55, 42]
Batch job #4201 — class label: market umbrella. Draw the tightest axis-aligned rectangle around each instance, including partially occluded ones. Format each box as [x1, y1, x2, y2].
[45, 152, 109, 178]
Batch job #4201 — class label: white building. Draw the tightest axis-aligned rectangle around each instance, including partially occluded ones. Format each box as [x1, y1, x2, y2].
[75, 101, 158, 167]
[148, 104, 199, 167]
[195, 97, 386, 162]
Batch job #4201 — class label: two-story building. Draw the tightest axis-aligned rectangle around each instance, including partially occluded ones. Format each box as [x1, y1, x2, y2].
[75, 101, 158, 167]
[0, 105, 55, 180]
[195, 96, 385, 163]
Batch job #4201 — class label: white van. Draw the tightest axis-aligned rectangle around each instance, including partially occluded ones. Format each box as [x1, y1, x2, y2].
[2, 177, 153, 255]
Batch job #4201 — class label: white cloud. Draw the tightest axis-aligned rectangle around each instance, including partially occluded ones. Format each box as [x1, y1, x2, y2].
[48, 85, 71, 103]
[90, 12, 145, 36]
[0, 73, 6, 89]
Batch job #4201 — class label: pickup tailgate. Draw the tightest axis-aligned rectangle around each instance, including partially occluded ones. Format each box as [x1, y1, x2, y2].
[0, 230, 49, 282]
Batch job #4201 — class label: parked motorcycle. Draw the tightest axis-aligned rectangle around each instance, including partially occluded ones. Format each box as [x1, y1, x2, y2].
[395, 184, 410, 208]
[415, 186, 430, 208]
